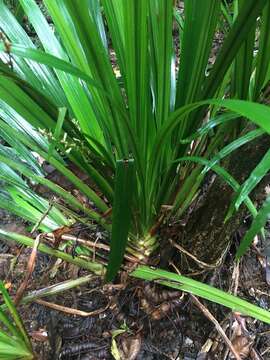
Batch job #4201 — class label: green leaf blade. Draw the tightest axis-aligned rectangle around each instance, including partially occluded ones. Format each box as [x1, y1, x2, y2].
[106, 160, 135, 282]
[131, 266, 270, 324]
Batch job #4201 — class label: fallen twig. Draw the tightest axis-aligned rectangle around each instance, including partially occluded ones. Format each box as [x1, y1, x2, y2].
[19, 275, 97, 305]
[35, 298, 110, 317]
[169, 238, 226, 269]
[14, 234, 41, 306]
[31, 201, 54, 234]
[45, 233, 144, 264]
[249, 348, 263, 360]
[191, 295, 242, 360]
[170, 262, 241, 360]
[231, 261, 240, 296]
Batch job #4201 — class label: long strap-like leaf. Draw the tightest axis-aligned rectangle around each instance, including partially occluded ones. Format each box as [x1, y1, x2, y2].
[106, 159, 134, 282]
[131, 266, 270, 324]
[236, 196, 270, 259]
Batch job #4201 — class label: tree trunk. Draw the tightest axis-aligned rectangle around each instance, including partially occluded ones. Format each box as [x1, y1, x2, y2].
[170, 133, 270, 272]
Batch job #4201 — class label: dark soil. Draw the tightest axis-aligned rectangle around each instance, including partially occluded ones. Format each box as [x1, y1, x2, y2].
[0, 208, 270, 360]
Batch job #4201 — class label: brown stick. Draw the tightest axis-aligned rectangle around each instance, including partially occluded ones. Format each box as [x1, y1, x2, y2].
[31, 200, 54, 234]
[45, 233, 143, 264]
[169, 238, 225, 269]
[14, 234, 41, 306]
[231, 261, 240, 296]
[169, 262, 241, 360]
[35, 299, 110, 317]
[191, 295, 242, 360]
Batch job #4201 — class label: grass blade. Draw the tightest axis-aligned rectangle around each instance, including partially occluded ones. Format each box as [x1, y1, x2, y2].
[48, 107, 66, 160]
[180, 112, 240, 143]
[231, 0, 256, 100]
[173, 128, 264, 215]
[174, 156, 257, 219]
[106, 160, 135, 282]
[0, 0, 66, 106]
[0, 152, 109, 227]
[131, 266, 270, 324]
[230, 148, 270, 214]
[253, 1, 270, 99]
[176, 0, 220, 107]
[20, 0, 105, 144]
[0, 230, 104, 274]
[0, 282, 31, 350]
[203, 0, 267, 99]
[236, 196, 270, 259]
[154, 99, 270, 159]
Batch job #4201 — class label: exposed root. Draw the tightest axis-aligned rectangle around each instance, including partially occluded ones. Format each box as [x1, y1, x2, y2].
[139, 282, 183, 320]
[170, 238, 227, 269]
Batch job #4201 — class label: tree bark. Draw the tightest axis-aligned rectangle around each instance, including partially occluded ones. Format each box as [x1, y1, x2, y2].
[173, 133, 270, 271]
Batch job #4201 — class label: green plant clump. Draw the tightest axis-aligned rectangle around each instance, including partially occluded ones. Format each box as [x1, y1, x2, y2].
[0, 282, 34, 359]
[0, 0, 270, 323]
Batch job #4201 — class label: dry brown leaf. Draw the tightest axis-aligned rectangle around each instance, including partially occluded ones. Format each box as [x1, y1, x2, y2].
[30, 329, 48, 342]
[231, 335, 253, 359]
[121, 334, 142, 360]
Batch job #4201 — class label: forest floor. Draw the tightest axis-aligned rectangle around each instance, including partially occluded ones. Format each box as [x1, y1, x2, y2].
[0, 208, 270, 360]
